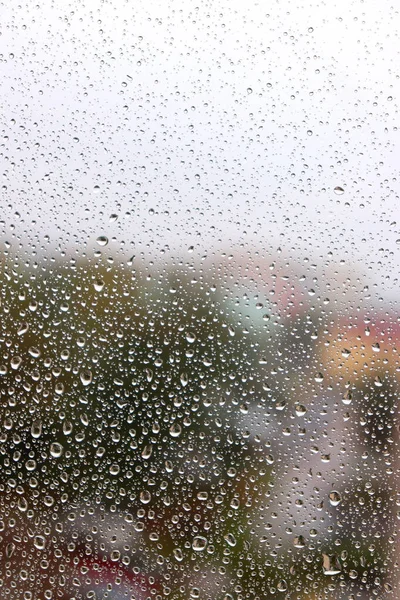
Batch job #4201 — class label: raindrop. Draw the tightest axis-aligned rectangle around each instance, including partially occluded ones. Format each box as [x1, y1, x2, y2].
[295, 404, 307, 416]
[96, 235, 109, 246]
[31, 420, 42, 439]
[224, 533, 237, 547]
[192, 536, 207, 551]
[140, 490, 152, 504]
[50, 443, 63, 458]
[10, 356, 22, 370]
[94, 279, 105, 292]
[169, 423, 182, 438]
[322, 554, 342, 575]
[333, 186, 344, 195]
[342, 390, 352, 405]
[294, 535, 305, 548]
[173, 548, 184, 561]
[329, 491, 342, 506]
[80, 370, 93, 386]
[34, 535, 46, 550]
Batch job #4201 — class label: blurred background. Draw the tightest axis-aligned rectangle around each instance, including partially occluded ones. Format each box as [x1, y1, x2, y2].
[0, 0, 399, 599]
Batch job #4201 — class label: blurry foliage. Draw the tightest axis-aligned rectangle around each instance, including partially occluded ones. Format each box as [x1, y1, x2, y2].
[0, 256, 398, 599]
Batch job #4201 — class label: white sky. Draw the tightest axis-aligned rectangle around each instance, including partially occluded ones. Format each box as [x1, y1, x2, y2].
[0, 0, 399, 301]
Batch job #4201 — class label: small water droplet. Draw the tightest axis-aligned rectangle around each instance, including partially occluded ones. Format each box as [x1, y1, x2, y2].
[17, 323, 29, 336]
[277, 580, 288, 592]
[224, 533, 237, 547]
[50, 442, 63, 458]
[173, 548, 184, 561]
[294, 535, 305, 548]
[94, 279, 105, 292]
[96, 235, 108, 246]
[329, 490, 342, 506]
[141, 445, 153, 459]
[322, 553, 342, 575]
[295, 404, 307, 417]
[169, 423, 182, 438]
[140, 490, 152, 504]
[34, 535, 46, 550]
[10, 356, 22, 370]
[80, 370, 93, 386]
[110, 549, 121, 562]
[334, 186, 344, 195]
[31, 420, 42, 439]
[342, 390, 352, 405]
[192, 536, 207, 551]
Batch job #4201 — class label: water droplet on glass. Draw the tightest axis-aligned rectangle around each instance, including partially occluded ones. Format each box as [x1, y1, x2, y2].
[50, 442, 63, 458]
[329, 491, 342, 506]
[34, 535, 46, 550]
[140, 490, 152, 504]
[334, 186, 344, 195]
[277, 580, 288, 592]
[169, 423, 182, 438]
[224, 533, 237, 547]
[11, 356, 22, 370]
[197, 491, 208, 501]
[322, 553, 342, 575]
[295, 404, 307, 416]
[94, 279, 105, 292]
[294, 535, 305, 548]
[342, 390, 352, 405]
[192, 536, 207, 551]
[141, 445, 153, 459]
[31, 420, 42, 439]
[80, 369, 93, 386]
[173, 548, 184, 561]
[96, 235, 108, 247]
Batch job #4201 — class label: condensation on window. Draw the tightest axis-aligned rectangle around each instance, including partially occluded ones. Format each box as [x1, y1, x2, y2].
[0, 1, 399, 599]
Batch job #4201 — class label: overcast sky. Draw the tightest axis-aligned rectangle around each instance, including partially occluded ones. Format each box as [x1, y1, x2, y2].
[0, 0, 399, 302]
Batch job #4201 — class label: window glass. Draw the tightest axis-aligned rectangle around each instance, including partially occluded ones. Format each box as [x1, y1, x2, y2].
[0, 1, 399, 599]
